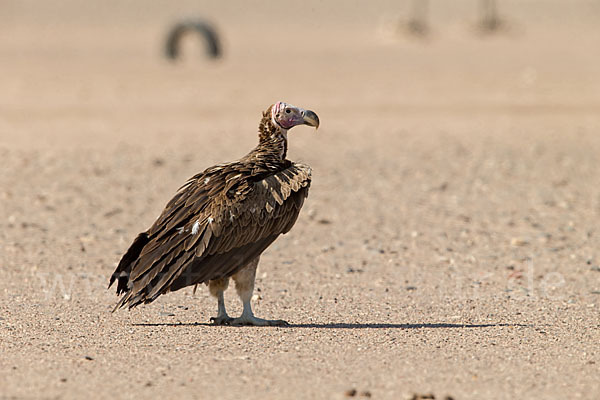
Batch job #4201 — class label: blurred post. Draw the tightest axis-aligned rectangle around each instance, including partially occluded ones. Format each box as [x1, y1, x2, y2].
[408, 0, 429, 36]
[480, 0, 501, 32]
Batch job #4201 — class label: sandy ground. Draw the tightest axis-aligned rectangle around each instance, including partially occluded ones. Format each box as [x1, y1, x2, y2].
[1, 1, 600, 399]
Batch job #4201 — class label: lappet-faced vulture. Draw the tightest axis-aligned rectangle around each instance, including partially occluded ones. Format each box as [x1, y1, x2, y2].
[109, 102, 319, 326]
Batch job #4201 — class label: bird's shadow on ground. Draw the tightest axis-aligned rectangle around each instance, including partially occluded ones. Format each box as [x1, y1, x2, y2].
[132, 322, 530, 329]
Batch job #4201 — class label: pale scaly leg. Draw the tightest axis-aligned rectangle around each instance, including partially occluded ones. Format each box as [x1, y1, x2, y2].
[230, 257, 288, 326]
[208, 278, 232, 325]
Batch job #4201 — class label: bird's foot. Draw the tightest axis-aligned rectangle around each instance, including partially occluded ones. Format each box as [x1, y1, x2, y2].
[210, 315, 233, 326]
[229, 315, 289, 327]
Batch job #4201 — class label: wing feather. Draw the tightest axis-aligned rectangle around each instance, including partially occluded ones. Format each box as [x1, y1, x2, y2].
[110, 162, 311, 309]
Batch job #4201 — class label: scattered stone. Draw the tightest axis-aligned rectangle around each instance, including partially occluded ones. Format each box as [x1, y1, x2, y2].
[508, 270, 523, 280]
[537, 234, 550, 243]
[84, 355, 93, 361]
[436, 182, 448, 191]
[510, 237, 529, 247]
[591, 266, 600, 272]
[345, 388, 357, 397]
[103, 208, 123, 218]
[553, 179, 569, 187]
[60, 378, 67, 383]
[160, 311, 176, 317]
[458, 214, 471, 223]
[411, 394, 435, 400]
[347, 267, 364, 273]
[406, 286, 417, 291]
[360, 391, 372, 398]
[317, 219, 332, 224]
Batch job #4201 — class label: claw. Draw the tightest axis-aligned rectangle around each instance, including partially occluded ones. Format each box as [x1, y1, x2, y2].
[210, 315, 233, 325]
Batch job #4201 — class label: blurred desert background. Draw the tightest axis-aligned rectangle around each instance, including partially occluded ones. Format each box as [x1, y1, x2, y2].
[1, 1, 600, 399]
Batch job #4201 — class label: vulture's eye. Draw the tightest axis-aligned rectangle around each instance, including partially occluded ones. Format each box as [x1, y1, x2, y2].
[285, 109, 291, 114]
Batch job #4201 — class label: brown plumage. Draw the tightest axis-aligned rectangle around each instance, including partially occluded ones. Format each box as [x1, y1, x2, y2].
[108, 102, 319, 325]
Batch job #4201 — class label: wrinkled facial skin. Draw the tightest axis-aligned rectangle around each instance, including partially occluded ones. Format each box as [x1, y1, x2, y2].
[272, 102, 319, 130]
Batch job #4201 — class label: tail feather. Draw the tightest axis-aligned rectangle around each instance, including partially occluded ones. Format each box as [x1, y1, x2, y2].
[108, 232, 150, 298]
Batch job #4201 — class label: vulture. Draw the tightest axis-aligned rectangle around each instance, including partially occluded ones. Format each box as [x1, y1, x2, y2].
[109, 102, 319, 326]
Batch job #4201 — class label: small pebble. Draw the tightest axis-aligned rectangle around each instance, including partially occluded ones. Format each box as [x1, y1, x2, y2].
[159, 312, 175, 317]
[412, 394, 435, 400]
[510, 237, 529, 246]
[347, 267, 364, 273]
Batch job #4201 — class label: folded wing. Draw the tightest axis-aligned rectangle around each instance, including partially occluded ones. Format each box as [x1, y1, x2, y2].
[109, 162, 311, 309]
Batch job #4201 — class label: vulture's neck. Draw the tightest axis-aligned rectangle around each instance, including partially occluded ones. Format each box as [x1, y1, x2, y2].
[250, 113, 288, 163]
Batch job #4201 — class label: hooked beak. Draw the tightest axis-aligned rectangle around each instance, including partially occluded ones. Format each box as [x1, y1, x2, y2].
[302, 109, 320, 129]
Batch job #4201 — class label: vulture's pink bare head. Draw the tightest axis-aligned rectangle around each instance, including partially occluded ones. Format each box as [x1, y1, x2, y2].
[271, 101, 320, 130]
